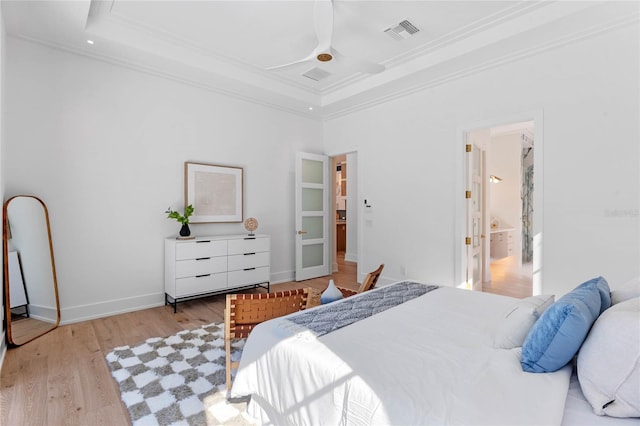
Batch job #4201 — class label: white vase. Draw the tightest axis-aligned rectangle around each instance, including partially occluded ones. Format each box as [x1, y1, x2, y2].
[320, 279, 343, 304]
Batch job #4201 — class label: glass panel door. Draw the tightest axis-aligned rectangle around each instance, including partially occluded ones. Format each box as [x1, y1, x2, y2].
[295, 153, 329, 281]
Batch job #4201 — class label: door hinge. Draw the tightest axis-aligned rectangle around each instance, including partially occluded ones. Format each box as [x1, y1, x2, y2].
[465, 191, 471, 199]
[465, 237, 471, 245]
[466, 144, 472, 152]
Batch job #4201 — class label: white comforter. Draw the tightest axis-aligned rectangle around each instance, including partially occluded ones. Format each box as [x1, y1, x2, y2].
[232, 285, 572, 425]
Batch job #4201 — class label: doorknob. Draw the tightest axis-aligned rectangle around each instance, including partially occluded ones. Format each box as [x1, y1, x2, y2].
[297, 230, 307, 235]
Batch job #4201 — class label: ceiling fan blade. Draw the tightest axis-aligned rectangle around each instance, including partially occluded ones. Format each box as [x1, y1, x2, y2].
[314, 0, 334, 53]
[332, 49, 385, 74]
[266, 51, 316, 71]
[267, 0, 332, 72]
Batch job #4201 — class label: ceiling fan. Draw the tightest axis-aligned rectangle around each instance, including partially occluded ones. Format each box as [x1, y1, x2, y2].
[267, 0, 385, 74]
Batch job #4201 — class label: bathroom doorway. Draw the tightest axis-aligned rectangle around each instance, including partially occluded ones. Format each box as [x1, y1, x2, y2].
[466, 121, 535, 298]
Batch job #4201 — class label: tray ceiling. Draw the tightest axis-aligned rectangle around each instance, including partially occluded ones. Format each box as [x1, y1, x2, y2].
[2, 1, 638, 119]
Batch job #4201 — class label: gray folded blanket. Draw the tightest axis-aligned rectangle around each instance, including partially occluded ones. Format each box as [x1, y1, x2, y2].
[285, 281, 439, 337]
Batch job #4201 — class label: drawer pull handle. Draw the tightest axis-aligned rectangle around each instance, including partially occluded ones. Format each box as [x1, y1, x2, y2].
[196, 257, 211, 261]
[244, 237, 256, 240]
[196, 240, 211, 244]
[243, 267, 256, 271]
[244, 252, 256, 256]
[196, 274, 211, 278]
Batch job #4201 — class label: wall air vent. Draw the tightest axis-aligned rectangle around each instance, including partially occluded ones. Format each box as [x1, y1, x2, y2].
[384, 19, 420, 41]
[302, 67, 331, 81]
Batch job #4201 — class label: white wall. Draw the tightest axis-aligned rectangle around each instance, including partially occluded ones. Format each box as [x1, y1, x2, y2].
[4, 38, 322, 323]
[324, 22, 640, 297]
[3, 19, 639, 329]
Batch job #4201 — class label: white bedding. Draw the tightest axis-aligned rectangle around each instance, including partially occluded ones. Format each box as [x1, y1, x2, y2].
[232, 285, 573, 425]
[561, 370, 640, 426]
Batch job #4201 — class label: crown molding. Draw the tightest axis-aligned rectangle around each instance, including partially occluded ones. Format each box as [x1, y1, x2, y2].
[320, 0, 601, 99]
[9, 34, 323, 121]
[7, 4, 638, 122]
[377, 1, 550, 70]
[321, 10, 640, 121]
[93, 0, 554, 98]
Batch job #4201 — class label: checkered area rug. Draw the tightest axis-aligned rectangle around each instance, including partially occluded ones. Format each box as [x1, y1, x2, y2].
[105, 322, 255, 426]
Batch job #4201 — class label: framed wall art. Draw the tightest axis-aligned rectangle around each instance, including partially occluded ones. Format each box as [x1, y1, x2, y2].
[185, 162, 243, 223]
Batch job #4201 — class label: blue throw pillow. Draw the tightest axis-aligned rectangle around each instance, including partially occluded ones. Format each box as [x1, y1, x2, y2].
[521, 277, 608, 373]
[575, 276, 611, 313]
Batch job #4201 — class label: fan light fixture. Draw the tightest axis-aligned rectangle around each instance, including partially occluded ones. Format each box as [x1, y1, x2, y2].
[267, 0, 385, 74]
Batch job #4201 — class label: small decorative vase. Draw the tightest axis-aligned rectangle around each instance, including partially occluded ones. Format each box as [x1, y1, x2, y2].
[320, 279, 343, 304]
[179, 224, 191, 237]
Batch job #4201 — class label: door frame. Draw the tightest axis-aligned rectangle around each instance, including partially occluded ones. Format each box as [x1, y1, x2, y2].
[455, 110, 545, 295]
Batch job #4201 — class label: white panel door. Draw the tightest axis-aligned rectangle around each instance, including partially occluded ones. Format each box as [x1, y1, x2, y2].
[295, 152, 330, 281]
[466, 142, 486, 290]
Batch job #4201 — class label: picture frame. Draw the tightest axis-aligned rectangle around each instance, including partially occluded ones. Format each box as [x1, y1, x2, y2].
[185, 162, 243, 223]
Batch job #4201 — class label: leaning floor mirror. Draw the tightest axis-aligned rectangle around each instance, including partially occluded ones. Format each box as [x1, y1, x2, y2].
[3, 195, 60, 345]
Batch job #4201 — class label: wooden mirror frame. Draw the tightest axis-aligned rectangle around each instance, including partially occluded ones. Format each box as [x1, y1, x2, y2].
[3, 195, 61, 345]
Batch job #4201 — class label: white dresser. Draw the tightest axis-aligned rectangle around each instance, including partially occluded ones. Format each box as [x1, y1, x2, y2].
[164, 234, 270, 312]
[490, 228, 514, 259]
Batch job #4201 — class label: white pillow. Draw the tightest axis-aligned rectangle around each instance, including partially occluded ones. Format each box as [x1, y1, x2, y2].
[577, 297, 640, 418]
[611, 276, 640, 305]
[493, 294, 555, 349]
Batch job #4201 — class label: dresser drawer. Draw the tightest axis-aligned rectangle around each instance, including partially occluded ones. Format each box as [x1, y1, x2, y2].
[227, 252, 270, 271]
[176, 240, 227, 260]
[172, 273, 227, 298]
[175, 256, 227, 279]
[228, 237, 269, 255]
[228, 266, 269, 287]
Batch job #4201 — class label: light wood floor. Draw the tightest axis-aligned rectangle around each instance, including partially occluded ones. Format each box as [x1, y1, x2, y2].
[6, 317, 58, 346]
[0, 255, 357, 426]
[483, 256, 533, 299]
[1, 253, 529, 425]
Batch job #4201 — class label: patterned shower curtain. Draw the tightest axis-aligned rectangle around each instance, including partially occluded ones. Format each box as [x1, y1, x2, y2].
[521, 147, 534, 263]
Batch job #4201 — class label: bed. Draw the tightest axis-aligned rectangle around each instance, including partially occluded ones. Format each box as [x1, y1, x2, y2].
[231, 280, 639, 425]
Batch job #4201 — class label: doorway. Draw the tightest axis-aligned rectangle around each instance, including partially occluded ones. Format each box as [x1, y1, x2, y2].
[331, 153, 358, 277]
[465, 121, 535, 298]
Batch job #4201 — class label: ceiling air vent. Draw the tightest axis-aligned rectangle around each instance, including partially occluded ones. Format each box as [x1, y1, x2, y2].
[302, 67, 331, 82]
[384, 19, 420, 41]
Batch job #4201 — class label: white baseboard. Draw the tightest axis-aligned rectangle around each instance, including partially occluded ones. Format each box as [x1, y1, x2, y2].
[362, 275, 396, 287]
[28, 304, 59, 324]
[344, 252, 357, 263]
[58, 270, 310, 325]
[270, 270, 295, 285]
[60, 292, 165, 325]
